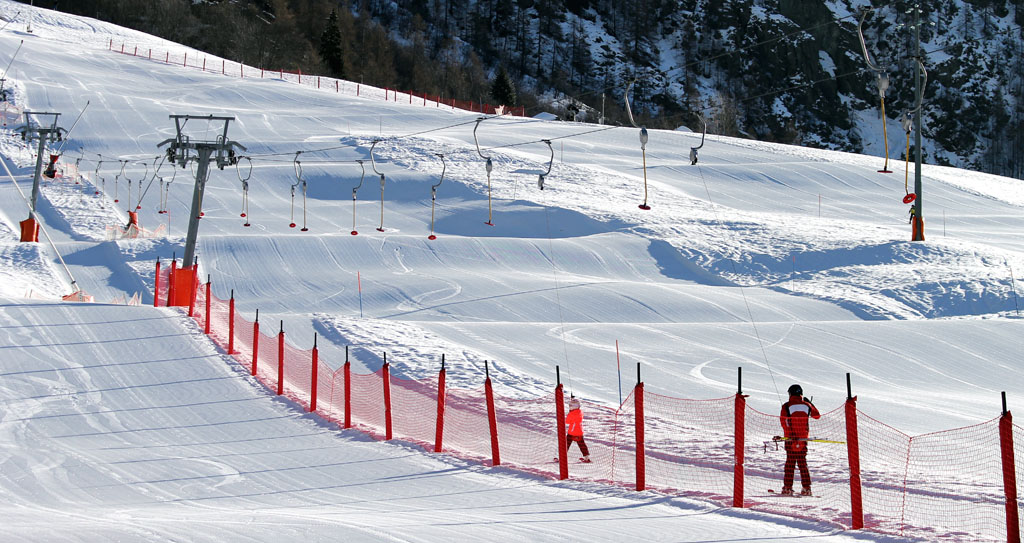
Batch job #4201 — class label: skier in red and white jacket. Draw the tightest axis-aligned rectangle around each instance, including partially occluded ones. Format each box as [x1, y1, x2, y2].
[779, 384, 820, 495]
[565, 397, 591, 463]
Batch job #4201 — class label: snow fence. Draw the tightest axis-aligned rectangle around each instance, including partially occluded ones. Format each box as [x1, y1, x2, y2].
[156, 262, 1023, 542]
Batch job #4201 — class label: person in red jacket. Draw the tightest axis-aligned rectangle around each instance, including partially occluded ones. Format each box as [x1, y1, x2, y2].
[565, 397, 591, 463]
[779, 384, 820, 495]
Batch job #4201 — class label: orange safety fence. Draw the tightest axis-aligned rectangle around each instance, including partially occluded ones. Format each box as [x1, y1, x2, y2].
[156, 263, 1024, 542]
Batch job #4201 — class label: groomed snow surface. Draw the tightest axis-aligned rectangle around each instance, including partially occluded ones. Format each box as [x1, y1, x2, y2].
[1, 2, 1022, 541]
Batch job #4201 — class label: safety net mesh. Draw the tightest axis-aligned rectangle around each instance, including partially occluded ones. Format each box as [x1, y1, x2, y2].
[164, 272, 1023, 541]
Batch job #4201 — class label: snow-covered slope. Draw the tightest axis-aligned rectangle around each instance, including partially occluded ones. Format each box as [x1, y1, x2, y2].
[1, 2, 1022, 541]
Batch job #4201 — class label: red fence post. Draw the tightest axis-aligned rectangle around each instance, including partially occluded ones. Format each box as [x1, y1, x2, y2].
[434, 355, 446, 452]
[344, 353, 352, 429]
[222, 59, 225, 75]
[203, 277, 211, 334]
[251, 310, 259, 376]
[734, 391, 747, 507]
[277, 321, 285, 395]
[310, 334, 318, 413]
[153, 259, 161, 307]
[383, 353, 392, 440]
[133, 46, 137, 56]
[184, 52, 187, 67]
[635, 364, 645, 491]
[317, 76, 320, 88]
[187, 267, 197, 317]
[298, 68, 302, 84]
[165, 51, 169, 63]
[357, 83, 360, 96]
[1001, 395, 1021, 543]
[555, 378, 568, 480]
[485, 361, 500, 466]
[228, 291, 236, 354]
[202, 58, 206, 72]
[167, 259, 176, 307]
[847, 394, 864, 529]
[336, 80, 339, 93]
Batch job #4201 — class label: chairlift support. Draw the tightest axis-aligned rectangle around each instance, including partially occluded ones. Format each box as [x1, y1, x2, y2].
[689, 115, 707, 165]
[428, 153, 446, 240]
[625, 80, 651, 210]
[156, 114, 246, 272]
[291, 152, 309, 231]
[536, 140, 554, 190]
[473, 117, 496, 225]
[370, 140, 387, 232]
[858, 9, 893, 173]
[18, 110, 65, 215]
[236, 155, 252, 226]
[350, 160, 365, 235]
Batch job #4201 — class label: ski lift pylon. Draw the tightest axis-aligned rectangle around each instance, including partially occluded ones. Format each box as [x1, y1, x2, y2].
[473, 117, 496, 225]
[428, 153, 446, 240]
[370, 140, 387, 232]
[351, 159, 365, 235]
[625, 80, 652, 210]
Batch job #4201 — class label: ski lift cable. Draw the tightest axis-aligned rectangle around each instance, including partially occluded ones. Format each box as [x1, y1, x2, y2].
[542, 196, 573, 396]
[692, 159, 781, 402]
[54, 101, 90, 156]
[482, 124, 617, 152]
[0, 155, 82, 296]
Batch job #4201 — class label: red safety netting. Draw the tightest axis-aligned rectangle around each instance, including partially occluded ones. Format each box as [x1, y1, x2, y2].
[158, 269, 1024, 541]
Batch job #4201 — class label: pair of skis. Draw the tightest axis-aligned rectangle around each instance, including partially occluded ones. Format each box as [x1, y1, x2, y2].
[763, 435, 845, 453]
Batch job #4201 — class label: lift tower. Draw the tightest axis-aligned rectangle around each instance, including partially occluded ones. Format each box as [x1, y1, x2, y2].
[16, 110, 65, 242]
[158, 115, 245, 305]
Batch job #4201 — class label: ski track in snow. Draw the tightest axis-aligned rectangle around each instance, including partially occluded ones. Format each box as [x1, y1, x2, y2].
[0, 2, 1023, 540]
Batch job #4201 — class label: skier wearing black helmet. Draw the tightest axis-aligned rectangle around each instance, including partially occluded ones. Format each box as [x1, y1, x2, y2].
[779, 384, 820, 495]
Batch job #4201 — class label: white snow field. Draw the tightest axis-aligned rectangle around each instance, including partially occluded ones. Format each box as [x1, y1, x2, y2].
[1, 2, 1023, 541]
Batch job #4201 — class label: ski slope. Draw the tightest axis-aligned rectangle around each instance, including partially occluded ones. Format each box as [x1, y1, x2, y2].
[1, 2, 1022, 541]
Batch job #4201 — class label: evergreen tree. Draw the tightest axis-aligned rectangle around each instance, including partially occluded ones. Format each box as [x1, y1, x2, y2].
[490, 66, 517, 106]
[318, 9, 345, 78]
